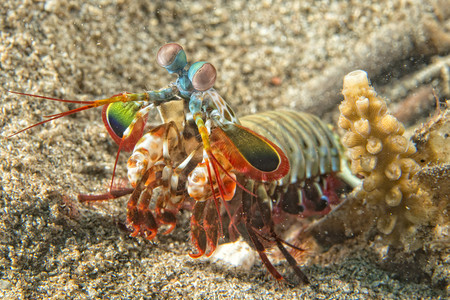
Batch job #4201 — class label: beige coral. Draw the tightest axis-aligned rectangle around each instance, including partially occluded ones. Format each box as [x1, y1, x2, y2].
[338, 70, 435, 248]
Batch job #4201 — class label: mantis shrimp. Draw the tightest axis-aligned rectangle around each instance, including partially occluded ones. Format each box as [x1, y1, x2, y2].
[7, 43, 360, 285]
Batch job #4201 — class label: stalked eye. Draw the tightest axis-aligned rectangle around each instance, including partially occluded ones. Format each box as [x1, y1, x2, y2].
[188, 62, 216, 91]
[156, 43, 187, 73]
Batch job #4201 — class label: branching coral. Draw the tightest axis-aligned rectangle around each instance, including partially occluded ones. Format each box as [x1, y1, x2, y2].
[338, 70, 435, 248]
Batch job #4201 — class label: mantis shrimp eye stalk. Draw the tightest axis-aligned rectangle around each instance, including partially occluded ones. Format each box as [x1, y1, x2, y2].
[156, 43, 188, 73]
[188, 62, 217, 91]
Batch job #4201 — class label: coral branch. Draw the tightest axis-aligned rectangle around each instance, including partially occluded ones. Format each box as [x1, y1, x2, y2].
[339, 70, 435, 249]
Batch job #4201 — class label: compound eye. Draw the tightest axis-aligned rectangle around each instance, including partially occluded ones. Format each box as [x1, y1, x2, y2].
[188, 62, 216, 91]
[156, 43, 187, 73]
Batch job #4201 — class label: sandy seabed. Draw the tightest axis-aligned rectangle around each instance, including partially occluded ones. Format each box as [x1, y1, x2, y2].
[1, 1, 449, 299]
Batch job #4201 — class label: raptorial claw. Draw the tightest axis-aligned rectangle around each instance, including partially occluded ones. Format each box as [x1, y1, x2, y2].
[203, 199, 220, 257]
[156, 209, 178, 235]
[126, 202, 159, 240]
[189, 201, 207, 258]
[189, 228, 207, 259]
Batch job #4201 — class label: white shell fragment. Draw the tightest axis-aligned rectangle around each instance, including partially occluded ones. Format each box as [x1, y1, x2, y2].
[210, 239, 257, 272]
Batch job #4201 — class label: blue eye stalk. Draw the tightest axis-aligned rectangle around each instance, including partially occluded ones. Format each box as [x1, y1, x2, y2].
[157, 43, 217, 94]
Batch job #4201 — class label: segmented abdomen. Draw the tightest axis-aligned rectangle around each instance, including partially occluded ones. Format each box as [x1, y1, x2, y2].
[240, 110, 354, 215]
